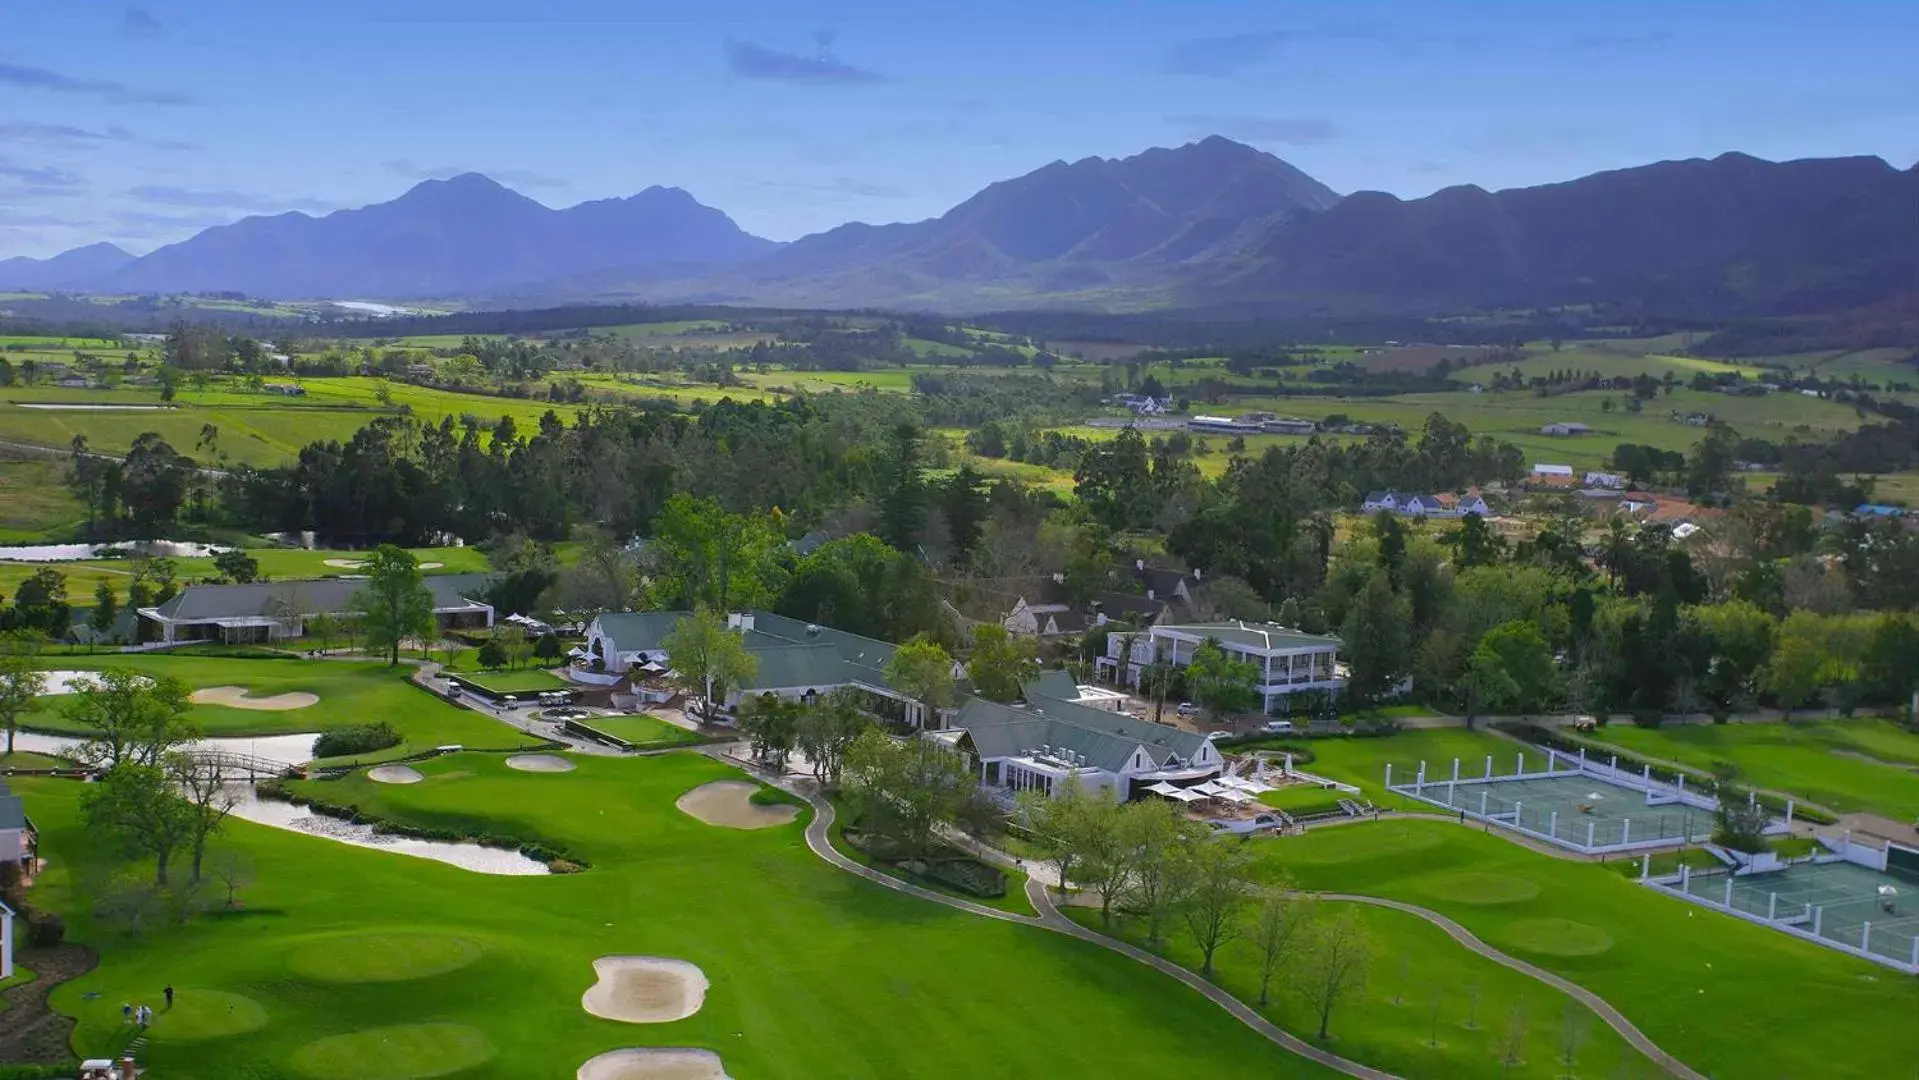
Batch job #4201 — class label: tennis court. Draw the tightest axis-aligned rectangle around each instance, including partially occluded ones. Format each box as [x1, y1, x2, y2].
[1661, 859, 1919, 969]
[1402, 771, 1720, 849]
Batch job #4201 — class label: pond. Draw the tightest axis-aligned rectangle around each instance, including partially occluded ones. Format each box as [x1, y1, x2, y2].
[0, 540, 230, 562]
[10, 729, 324, 767]
[223, 784, 552, 876]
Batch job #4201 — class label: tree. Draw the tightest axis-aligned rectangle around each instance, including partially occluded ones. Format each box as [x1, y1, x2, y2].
[1251, 879, 1316, 1007]
[351, 545, 435, 665]
[1186, 638, 1259, 720]
[1339, 572, 1411, 707]
[793, 687, 873, 785]
[169, 753, 235, 881]
[10, 567, 70, 637]
[0, 647, 48, 757]
[1468, 621, 1557, 717]
[476, 637, 508, 671]
[90, 579, 119, 643]
[60, 668, 196, 769]
[939, 464, 989, 560]
[648, 495, 785, 612]
[1120, 797, 1201, 946]
[493, 623, 531, 669]
[1499, 1002, 1530, 1078]
[1710, 763, 1769, 853]
[82, 763, 195, 885]
[533, 631, 562, 664]
[1861, 615, 1919, 715]
[841, 728, 977, 865]
[740, 693, 801, 767]
[776, 534, 941, 643]
[1138, 655, 1179, 723]
[1180, 836, 1253, 977]
[661, 609, 758, 722]
[1016, 776, 1107, 895]
[305, 611, 341, 653]
[1766, 633, 1826, 721]
[966, 623, 1036, 703]
[884, 635, 955, 729]
[1558, 1001, 1589, 1079]
[876, 422, 928, 550]
[1445, 511, 1505, 568]
[213, 548, 261, 584]
[1298, 906, 1373, 1041]
[208, 846, 255, 908]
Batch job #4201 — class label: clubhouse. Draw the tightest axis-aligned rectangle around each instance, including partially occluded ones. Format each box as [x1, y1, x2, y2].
[934, 671, 1222, 802]
[137, 575, 497, 644]
[1099, 620, 1346, 714]
[581, 610, 934, 726]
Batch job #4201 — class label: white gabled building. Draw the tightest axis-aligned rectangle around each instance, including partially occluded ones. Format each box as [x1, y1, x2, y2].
[1099, 621, 1345, 715]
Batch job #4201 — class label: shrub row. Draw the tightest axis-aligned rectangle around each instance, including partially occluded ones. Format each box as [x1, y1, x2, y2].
[841, 829, 1006, 898]
[311, 721, 403, 759]
[256, 781, 589, 871]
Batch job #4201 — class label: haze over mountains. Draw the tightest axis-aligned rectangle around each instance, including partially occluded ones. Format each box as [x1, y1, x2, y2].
[5, 137, 1914, 318]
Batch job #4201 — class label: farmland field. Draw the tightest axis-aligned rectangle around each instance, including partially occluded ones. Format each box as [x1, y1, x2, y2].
[0, 544, 484, 598]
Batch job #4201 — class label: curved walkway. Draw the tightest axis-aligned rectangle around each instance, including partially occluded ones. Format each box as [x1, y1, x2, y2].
[1319, 894, 1706, 1080]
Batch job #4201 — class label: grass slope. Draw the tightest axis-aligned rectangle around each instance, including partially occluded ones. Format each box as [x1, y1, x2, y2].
[20, 751, 1341, 1079]
[1248, 819, 1919, 1079]
[1585, 719, 1919, 822]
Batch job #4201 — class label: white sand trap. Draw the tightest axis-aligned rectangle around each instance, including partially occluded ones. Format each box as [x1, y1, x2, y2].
[419, 561, 444, 569]
[322, 558, 366, 568]
[191, 685, 319, 711]
[368, 765, 424, 784]
[675, 780, 799, 830]
[578, 1049, 730, 1080]
[581, 957, 708, 1024]
[505, 754, 576, 773]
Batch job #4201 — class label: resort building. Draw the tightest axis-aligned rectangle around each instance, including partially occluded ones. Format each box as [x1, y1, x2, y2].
[1098, 621, 1345, 714]
[935, 672, 1222, 801]
[580, 610, 935, 726]
[0, 780, 30, 870]
[136, 575, 497, 644]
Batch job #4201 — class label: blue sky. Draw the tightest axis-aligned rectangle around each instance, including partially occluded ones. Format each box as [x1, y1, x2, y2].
[3, 0, 1916, 258]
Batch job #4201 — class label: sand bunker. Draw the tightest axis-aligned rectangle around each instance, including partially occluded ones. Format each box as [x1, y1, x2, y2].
[581, 956, 708, 1024]
[578, 1049, 730, 1080]
[505, 753, 576, 773]
[675, 780, 800, 830]
[322, 558, 366, 568]
[368, 765, 424, 784]
[191, 685, 319, 711]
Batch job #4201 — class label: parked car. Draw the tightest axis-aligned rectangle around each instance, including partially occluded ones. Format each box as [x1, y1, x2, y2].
[1176, 702, 1198, 717]
[1204, 730, 1233, 740]
[1259, 719, 1297, 735]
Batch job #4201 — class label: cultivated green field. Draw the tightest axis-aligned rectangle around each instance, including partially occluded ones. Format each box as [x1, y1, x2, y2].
[22, 656, 540, 760]
[452, 668, 570, 694]
[1585, 719, 1919, 822]
[577, 713, 702, 749]
[0, 544, 485, 598]
[19, 751, 1337, 1078]
[1250, 819, 1919, 1079]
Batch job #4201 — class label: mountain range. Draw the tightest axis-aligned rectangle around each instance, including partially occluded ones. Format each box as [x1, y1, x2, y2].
[5, 138, 1915, 319]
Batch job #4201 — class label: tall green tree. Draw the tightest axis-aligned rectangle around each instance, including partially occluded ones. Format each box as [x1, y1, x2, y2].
[1186, 638, 1260, 720]
[90, 578, 120, 642]
[841, 728, 978, 865]
[965, 624, 1036, 703]
[876, 422, 928, 551]
[939, 464, 989, 560]
[83, 763, 196, 885]
[213, 548, 261, 584]
[1181, 837, 1254, 977]
[60, 668, 196, 769]
[9, 567, 69, 637]
[1339, 573, 1411, 707]
[775, 534, 939, 643]
[352, 545, 435, 665]
[793, 688, 873, 785]
[884, 635, 955, 728]
[0, 642, 48, 757]
[649, 494, 785, 612]
[1467, 621, 1557, 717]
[662, 609, 758, 722]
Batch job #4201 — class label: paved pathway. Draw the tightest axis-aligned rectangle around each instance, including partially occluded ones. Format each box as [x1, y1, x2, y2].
[1318, 894, 1707, 1080]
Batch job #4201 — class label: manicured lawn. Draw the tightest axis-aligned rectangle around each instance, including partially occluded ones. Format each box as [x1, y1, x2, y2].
[1245, 819, 1919, 1079]
[0, 751, 74, 771]
[574, 713, 702, 749]
[1586, 719, 1919, 821]
[0, 544, 486, 599]
[1256, 785, 1349, 817]
[22, 655, 540, 761]
[1068, 897, 1652, 1079]
[1238, 728, 1524, 807]
[452, 669, 570, 694]
[17, 752, 1343, 1078]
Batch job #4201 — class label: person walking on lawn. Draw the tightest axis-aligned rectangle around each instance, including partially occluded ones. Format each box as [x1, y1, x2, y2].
[164, 985, 175, 1010]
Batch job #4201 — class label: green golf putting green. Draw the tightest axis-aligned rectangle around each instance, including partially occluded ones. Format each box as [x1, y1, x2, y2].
[1499, 917, 1616, 957]
[1417, 872, 1542, 905]
[289, 934, 487, 984]
[150, 989, 269, 1041]
[290, 1022, 496, 1079]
